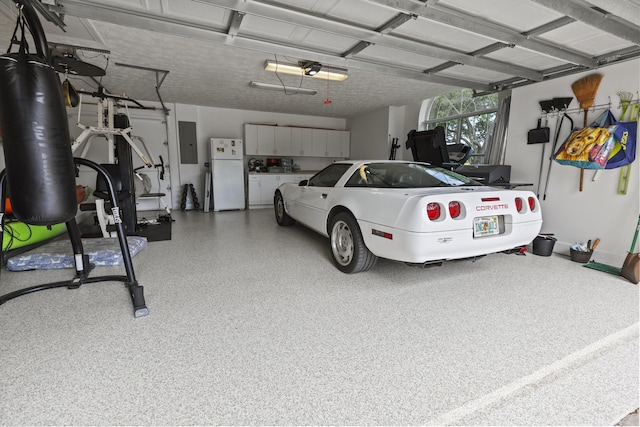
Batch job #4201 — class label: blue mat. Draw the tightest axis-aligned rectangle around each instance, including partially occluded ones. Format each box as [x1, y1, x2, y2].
[7, 236, 147, 271]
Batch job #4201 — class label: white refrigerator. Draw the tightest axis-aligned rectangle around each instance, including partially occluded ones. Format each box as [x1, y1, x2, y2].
[210, 138, 245, 211]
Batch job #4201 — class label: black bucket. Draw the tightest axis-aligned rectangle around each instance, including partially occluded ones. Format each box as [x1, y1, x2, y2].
[533, 235, 556, 256]
[570, 248, 592, 263]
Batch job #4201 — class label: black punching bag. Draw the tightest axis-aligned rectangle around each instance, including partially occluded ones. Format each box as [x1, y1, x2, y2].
[0, 2, 77, 226]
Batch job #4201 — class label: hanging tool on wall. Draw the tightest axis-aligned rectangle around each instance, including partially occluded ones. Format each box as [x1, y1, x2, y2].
[541, 97, 573, 200]
[529, 100, 552, 198]
[616, 90, 638, 195]
[571, 73, 604, 192]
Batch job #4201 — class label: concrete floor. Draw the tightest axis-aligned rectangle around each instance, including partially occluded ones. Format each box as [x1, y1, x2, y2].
[0, 208, 637, 425]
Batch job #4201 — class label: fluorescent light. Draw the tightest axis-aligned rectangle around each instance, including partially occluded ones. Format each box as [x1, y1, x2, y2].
[249, 81, 318, 95]
[264, 60, 348, 82]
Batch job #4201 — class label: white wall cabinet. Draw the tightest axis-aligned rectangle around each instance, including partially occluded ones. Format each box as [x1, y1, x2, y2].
[274, 127, 292, 155]
[291, 127, 313, 156]
[247, 174, 279, 206]
[244, 124, 277, 156]
[245, 124, 258, 155]
[259, 174, 279, 205]
[256, 125, 276, 156]
[245, 124, 350, 158]
[248, 173, 312, 207]
[311, 129, 327, 157]
[247, 174, 262, 206]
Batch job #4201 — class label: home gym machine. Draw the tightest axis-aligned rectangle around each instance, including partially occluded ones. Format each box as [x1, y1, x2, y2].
[0, 0, 148, 317]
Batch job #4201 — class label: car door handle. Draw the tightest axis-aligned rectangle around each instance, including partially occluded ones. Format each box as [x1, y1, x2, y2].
[322, 193, 327, 199]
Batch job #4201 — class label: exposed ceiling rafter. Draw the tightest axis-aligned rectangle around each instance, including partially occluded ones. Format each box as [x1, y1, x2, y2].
[366, 0, 599, 68]
[479, 45, 640, 95]
[529, 0, 640, 45]
[47, 0, 492, 90]
[227, 10, 245, 37]
[192, 0, 543, 81]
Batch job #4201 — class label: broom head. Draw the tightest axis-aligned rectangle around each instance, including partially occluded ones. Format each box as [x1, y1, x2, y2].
[571, 73, 603, 110]
[621, 252, 640, 284]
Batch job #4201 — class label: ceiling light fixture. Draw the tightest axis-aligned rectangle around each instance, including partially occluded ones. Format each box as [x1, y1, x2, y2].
[264, 60, 348, 82]
[249, 81, 318, 95]
[301, 61, 322, 76]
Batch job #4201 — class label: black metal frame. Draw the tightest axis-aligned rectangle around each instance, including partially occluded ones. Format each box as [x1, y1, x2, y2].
[0, 158, 148, 318]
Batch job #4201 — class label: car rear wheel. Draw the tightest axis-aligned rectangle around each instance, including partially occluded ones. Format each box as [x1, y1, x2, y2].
[329, 212, 377, 273]
[274, 191, 295, 226]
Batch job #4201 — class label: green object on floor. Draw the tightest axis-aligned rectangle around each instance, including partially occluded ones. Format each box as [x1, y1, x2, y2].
[2, 221, 67, 251]
[584, 261, 621, 275]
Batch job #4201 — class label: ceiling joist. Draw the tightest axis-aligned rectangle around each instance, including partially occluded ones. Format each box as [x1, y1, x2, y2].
[28, 0, 640, 104]
[195, 0, 544, 81]
[48, 0, 492, 90]
[367, 0, 599, 68]
[529, 0, 640, 45]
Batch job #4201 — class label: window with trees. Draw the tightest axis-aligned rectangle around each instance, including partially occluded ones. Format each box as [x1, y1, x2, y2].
[421, 89, 499, 164]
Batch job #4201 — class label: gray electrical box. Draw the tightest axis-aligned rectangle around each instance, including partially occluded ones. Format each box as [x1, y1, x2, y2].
[178, 121, 198, 164]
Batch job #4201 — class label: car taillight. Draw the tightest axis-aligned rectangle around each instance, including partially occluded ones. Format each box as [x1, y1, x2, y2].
[528, 196, 536, 211]
[448, 201, 461, 218]
[515, 197, 524, 213]
[427, 202, 441, 220]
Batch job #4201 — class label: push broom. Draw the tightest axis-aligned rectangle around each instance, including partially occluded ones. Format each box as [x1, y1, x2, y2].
[571, 73, 603, 191]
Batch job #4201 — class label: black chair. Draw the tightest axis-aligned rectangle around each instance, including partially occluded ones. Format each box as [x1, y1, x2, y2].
[405, 126, 473, 169]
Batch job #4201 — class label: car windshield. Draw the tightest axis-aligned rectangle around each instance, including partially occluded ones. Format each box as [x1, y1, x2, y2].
[307, 163, 352, 187]
[344, 162, 481, 188]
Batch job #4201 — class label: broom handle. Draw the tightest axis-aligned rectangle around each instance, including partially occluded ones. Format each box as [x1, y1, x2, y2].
[579, 110, 588, 191]
[631, 215, 640, 254]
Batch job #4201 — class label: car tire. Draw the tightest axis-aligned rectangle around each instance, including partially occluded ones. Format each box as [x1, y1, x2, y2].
[274, 191, 295, 226]
[329, 212, 377, 273]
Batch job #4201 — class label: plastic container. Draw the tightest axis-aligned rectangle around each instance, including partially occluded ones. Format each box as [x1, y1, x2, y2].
[532, 235, 556, 256]
[570, 248, 592, 263]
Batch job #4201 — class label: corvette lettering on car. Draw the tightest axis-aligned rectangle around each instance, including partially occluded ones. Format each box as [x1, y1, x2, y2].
[274, 160, 543, 274]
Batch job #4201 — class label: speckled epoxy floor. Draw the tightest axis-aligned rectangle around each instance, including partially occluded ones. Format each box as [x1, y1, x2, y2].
[0, 208, 637, 425]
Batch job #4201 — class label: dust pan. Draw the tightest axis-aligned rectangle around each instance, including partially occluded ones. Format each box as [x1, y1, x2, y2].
[621, 253, 640, 284]
[621, 215, 640, 284]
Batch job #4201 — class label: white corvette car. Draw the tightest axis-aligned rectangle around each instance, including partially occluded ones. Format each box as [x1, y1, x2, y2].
[274, 160, 543, 273]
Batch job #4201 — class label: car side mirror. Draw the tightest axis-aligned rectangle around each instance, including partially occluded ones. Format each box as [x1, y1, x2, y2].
[299, 179, 308, 186]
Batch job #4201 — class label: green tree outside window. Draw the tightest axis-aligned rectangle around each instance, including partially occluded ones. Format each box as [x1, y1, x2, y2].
[423, 89, 499, 164]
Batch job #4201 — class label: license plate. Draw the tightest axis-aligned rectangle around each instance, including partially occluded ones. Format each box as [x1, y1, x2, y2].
[474, 216, 499, 237]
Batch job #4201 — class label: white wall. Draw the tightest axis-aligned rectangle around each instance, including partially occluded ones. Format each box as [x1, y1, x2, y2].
[175, 104, 347, 208]
[349, 107, 391, 160]
[505, 59, 640, 265]
[348, 102, 423, 162]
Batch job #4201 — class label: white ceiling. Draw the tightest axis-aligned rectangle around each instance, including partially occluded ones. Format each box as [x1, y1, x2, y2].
[0, 0, 638, 118]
